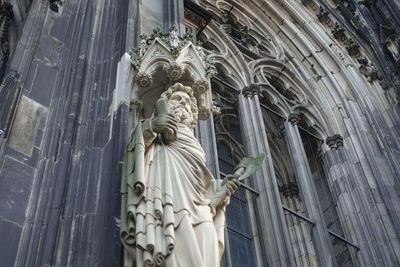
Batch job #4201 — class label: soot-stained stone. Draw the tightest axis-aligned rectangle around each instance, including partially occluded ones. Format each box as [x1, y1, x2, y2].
[29, 64, 58, 107]
[0, 156, 34, 224]
[8, 96, 47, 156]
[0, 219, 22, 266]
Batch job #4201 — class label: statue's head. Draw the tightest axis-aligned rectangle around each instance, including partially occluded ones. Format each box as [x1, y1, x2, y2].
[160, 83, 198, 128]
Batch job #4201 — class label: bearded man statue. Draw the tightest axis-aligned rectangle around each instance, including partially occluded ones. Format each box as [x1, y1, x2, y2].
[120, 83, 239, 267]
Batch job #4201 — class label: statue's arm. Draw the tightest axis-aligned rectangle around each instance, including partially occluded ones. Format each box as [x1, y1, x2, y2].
[208, 178, 240, 215]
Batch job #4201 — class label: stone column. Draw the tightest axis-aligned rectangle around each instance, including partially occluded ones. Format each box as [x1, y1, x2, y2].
[322, 135, 397, 266]
[163, 0, 185, 35]
[195, 117, 219, 177]
[138, 0, 184, 36]
[283, 113, 338, 266]
[238, 84, 295, 266]
[195, 117, 231, 267]
[279, 182, 318, 266]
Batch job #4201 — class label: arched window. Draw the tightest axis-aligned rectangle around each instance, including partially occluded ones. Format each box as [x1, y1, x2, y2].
[260, 79, 358, 266]
[212, 79, 259, 267]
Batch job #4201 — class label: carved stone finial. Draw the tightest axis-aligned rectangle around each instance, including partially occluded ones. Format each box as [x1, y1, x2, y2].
[326, 134, 344, 150]
[151, 27, 163, 39]
[287, 113, 300, 125]
[169, 25, 180, 49]
[242, 84, 261, 97]
[135, 73, 152, 87]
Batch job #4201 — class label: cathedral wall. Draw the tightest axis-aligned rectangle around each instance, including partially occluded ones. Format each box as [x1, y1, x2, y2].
[0, 0, 399, 266]
[0, 1, 129, 266]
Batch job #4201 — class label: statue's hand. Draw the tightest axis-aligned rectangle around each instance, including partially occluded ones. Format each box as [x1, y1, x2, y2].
[222, 177, 240, 197]
[209, 177, 240, 213]
[151, 113, 178, 141]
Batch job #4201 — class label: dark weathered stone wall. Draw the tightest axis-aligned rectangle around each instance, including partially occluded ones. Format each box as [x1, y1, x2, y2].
[0, 0, 399, 266]
[319, 0, 400, 105]
[0, 0, 129, 266]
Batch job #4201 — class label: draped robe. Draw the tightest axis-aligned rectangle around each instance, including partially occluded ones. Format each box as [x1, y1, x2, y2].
[120, 119, 226, 267]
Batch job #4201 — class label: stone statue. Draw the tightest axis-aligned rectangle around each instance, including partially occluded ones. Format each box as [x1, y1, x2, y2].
[120, 83, 264, 267]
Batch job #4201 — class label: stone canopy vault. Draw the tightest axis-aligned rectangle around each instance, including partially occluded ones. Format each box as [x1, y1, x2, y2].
[125, 26, 218, 121]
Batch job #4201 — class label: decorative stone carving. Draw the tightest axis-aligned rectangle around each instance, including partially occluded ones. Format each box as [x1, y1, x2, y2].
[49, 0, 63, 12]
[358, 57, 382, 82]
[346, 39, 361, 58]
[134, 73, 152, 87]
[120, 83, 264, 267]
[287, 113, 301, 125]
[192, 79, 209, 94]
[198, 106, 211, 120]
[211, 101, 221, 116]
[332, 23, 347, 43]
[128, 26, 216, 120]
[164, 62, 185, 81]
[129, 98, 143, 111]
[325, 134, 344, 150]
[205, 59, 218, 78]
[242, 84, 261, 97]
[317, 7, 330, 26]
[301, 0, 319, 11]
[358, 58, 380, 81]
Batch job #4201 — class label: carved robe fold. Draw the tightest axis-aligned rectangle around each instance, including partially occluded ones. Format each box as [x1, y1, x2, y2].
[120, 120, 225, 267]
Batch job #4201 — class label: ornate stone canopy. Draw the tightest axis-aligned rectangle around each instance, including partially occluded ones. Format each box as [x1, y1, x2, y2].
[129, 26, 217, 120]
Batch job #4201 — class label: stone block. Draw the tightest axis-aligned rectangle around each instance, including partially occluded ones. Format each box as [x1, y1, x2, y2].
[35, 35, 64, 67]
[29, 64, 58, 107]
[49, 11, 72, 42]
[0, 156, 34, 224]
[0, 219, 22, 266]
[8, 96, 47, 156]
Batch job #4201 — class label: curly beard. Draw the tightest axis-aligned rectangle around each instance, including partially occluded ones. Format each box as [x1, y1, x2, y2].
[170, 105, 194, 128]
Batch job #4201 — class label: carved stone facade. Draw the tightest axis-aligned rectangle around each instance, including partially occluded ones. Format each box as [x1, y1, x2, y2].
[0, 0, 399, 266]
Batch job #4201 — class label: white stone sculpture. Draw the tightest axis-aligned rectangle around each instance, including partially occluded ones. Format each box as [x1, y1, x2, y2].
[120, 83, 241, 267]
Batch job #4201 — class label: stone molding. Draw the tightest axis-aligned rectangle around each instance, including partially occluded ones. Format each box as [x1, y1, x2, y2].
[287, 113, 301, 125]
[241, 84, 261, 97]
[134, 73, 152, 87]
[325, 134, 344, 150]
